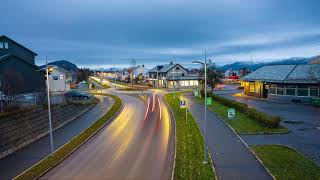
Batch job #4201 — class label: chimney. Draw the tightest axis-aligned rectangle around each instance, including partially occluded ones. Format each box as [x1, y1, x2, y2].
[170, 61, 173, 65]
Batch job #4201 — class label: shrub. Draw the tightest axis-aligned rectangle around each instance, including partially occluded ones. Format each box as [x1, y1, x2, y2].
[201, 90, 281, 128]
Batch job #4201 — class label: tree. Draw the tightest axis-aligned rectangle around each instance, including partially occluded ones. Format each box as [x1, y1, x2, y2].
[76, 68, 91, 82]
[199, 63, 223, 91]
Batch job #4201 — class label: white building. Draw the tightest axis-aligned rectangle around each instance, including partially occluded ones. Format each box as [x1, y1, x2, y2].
[148, 62, 200, 88]
[49, 66, 72, 92]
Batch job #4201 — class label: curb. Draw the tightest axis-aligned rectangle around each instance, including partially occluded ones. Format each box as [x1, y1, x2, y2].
[190, 95, 275, 180]
[14, 95, 124, 180]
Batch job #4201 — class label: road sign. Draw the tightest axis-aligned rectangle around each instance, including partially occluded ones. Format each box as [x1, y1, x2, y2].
[206, 97, 212, 105]
[194, 90, 199, 97]
[180, 98, 186, 109]
[228, 108, 236, 119]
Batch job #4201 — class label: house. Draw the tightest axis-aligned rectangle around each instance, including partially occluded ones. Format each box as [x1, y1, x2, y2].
[148, 62, 200, 88]
[120, 65, 145, 81]
[241, 64, 320, 103]
[0, 35, 45, 95]
[48, 66, 72, 92]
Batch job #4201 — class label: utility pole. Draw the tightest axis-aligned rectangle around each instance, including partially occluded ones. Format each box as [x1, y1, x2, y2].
[173, 63, 176, 99]
[46, 57, 54, 154]
[114, 65, 117, 95]
[204, 49, 207, 163]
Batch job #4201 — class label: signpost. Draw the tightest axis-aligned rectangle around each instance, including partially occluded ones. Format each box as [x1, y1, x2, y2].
[194, 90, 199, 97]
[180, 97, 188, 123]
[206, 97, 212, 105]
[228, 108, 236, 120]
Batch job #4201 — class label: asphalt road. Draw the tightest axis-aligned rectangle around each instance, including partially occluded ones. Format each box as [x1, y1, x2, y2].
[214, 84, 320, 165]
[41, 92, 174, 180]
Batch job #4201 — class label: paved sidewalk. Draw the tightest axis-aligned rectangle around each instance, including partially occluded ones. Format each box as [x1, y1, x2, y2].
[185, 94, 272, 180]
[0, 95, 112, 180]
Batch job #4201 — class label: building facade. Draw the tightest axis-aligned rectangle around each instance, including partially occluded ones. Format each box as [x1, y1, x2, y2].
[48, 66, 72, 92]
[148, 62, 199, 88]
[0, 35, 45, 95]
[241, 64, 320, 103]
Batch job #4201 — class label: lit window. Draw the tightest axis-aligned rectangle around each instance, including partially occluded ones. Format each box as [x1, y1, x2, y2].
[0, 42, 3, 49]
[249, 83, 255, 92]
[4, 42, 8, 49]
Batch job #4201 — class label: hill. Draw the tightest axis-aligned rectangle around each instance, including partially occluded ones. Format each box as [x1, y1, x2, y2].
[220, 56, 315, 71]
[40, 60, 79, 71]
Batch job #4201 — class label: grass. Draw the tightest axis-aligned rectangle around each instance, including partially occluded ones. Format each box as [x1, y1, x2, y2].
[164, 92, 215, 180]
[251, 145, 320, 180]
[117, 87, 144, 91]
[194, 96, 288, 134]
[102, 84, 111, 89]
[14, 94, 122, 180]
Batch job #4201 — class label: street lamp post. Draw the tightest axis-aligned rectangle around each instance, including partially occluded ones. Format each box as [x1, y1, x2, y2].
[192, 49, 208, 163]
[114, 65, 117, 95]
[45, 58, 54, 154]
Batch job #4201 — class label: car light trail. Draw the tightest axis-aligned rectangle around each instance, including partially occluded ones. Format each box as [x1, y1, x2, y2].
[144, 97, 150, 120]
[158, 96, 161, 120]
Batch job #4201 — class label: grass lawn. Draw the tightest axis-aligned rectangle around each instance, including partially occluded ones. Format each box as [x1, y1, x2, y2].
[117, 87, 144, 91]
[14, 94, 122, 180]
[251, 145, 320, 180]
[164, 92, 215, 180]
[194, 96, 288, 134]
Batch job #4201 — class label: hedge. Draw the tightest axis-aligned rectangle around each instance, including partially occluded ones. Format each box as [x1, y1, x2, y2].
[201, 91, 281, 128]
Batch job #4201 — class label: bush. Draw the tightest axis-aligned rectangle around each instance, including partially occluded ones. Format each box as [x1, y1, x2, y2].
[201, 90, 281, 128]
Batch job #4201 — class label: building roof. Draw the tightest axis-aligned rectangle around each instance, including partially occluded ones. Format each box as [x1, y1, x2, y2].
[241, 64, 320, 84]
[148, 63, 188, 73]
[0, 35, 38, 56]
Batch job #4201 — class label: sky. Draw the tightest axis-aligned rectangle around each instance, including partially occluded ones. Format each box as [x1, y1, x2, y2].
[1, 0, 320, 69]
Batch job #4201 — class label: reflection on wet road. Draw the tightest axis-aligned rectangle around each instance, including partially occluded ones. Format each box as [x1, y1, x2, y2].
[41, 92, 174, 180]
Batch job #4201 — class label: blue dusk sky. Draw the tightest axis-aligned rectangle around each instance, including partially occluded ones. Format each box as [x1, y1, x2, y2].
[1, 0, 320, 69]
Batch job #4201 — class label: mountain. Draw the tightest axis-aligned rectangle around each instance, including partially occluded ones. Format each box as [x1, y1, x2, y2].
[309, 56, 320, 64]
[220, 56, 316, 71]
[40, 60, 79, 72]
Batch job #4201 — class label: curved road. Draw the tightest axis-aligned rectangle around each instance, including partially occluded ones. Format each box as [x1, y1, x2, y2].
[41, 91, 174, 180]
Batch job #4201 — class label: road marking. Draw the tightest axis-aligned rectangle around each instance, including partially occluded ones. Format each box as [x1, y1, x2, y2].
[152, 93, 156, 111]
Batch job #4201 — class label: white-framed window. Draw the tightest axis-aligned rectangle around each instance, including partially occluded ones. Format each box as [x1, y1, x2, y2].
[4, 42, 8, 49]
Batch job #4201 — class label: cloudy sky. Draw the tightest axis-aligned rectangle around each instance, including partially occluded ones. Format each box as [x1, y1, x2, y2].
[2, 0, 320, 68]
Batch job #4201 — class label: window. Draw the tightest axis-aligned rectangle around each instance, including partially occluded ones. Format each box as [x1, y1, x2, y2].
[285, 85, 296, 96]
[297, 85, 308, 96]
[4, 42, 8, 49]
[269, 84, 276, 94]
[277, 84, 284, 95]
[53, 76, 59, 80]
[310, 86, 319, 97]
[0, 42, 3, 49]
[182, 73, 184, 76]
[176, 66, 180, 70]
[249, 83, 255, 92]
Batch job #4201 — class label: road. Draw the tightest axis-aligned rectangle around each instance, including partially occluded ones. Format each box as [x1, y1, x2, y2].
[214, 84, 320, 165]
[41, 91, 175, 180]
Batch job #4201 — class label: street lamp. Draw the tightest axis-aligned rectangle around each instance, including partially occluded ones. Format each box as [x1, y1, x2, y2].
[114, 65, 117, 96]
[192, 49, 208, 163]
[38, 58, 56, 154]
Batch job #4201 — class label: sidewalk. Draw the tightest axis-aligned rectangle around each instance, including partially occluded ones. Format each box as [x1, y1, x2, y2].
[0, 95, 113, 180]
[185, 94, 272, 180]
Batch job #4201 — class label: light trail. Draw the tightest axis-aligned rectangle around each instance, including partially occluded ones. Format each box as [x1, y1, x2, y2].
[144, 97, 150, 120]
[158, 96, 161, 120]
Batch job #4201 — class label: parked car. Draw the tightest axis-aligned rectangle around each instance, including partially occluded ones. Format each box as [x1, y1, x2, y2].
[64, 91, 92, 100]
